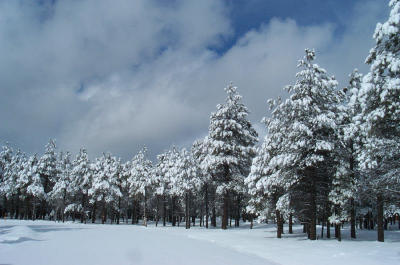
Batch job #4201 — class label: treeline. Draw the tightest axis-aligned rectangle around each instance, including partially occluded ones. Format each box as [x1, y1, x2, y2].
[1, 0, 400, 243]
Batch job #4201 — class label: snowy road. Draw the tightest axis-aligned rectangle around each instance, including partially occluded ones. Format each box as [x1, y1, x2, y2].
[0, 220, 276, 265]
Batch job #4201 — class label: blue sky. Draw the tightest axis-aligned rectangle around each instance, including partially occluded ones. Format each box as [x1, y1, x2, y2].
[221, 0, 386, 54]
[0, 0, 389, 160]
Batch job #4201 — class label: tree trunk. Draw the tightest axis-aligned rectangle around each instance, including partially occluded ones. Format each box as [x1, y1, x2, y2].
[377, 194, 384, 242]
[155, 195, 159, 227]
[321, 219, 324, 239]
[211, 202, 216, 227]
[398, 215, 400, 229]
[143, 190, 147, 227]
[185, 192, 190, 229]
[200, 204, 203, 227]
[101, 199, 107, 224]
[349, 143, 356, 237]
[309, 193, 317, 240]
[221, 191, 229, 230]
[163, 195, 166, 227]
[117, 196, 121, 225]
[289, 214, 293, 234]
[350, 198, 356, 238]
[236, 195, 240, 227]
[32, 198, 37, 221]
[81, 194, 85, 223]
[132, 197, 137, 225]
[15, 194, 20, 219]
[205, 184, 209, 229]
[336, 224, 341, 241]
[276, 210, 282, 238]
[327, 220, 331, 238]
[92, 201, 97, 223]
[172, 196, 176, 227]
[62, 190, 66, 223]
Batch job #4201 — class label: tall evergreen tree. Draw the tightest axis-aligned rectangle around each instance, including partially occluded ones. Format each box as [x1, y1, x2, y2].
[128, 147, 153, 226]
[50, 152, 71, 222]
[37, 139, 58, 219]
[256, 49, 340, 240]
[356, 0, 400, 242]
[70, 148, 92, 223]
[204, 84, 258, 229]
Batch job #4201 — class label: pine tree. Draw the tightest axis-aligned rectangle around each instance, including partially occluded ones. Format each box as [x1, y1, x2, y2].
[169, 148, 200, 229]
[192, 138, 213, 228]
[154, 151, 172, 227]
[37, 139, 58, 219]
[329, 69, 363, 239]
[0, 144, 13, 217]
[204, 83, 258, 229]
[49, 152, 71, 222]
[356, 0, 400, 242]
[258, 49, 340, 240]
[89, 153, 121, 224]
[246, 102, 293, 237]
[128, 147, 153, 226]
[19, 154, 45, 220]
[70, 148, 92, 223]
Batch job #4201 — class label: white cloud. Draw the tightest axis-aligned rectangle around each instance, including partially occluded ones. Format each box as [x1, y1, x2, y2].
[0, 0, 387, 159]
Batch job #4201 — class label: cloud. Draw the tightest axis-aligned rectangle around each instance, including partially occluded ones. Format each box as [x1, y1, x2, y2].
[0, 0, 387, 160]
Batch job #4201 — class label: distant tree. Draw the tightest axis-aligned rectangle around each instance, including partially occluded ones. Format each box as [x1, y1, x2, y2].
[0, 144, 13, 217]
[128, 147, 153, 226]
[37, 139, 58, 219]
[154, 151, 171, 227]
[49, 152, 71, 222]
[192, 138, 213, 228]
[89, 153, 121, 224]
[18, 154, 45, 220]
[169, 148, 200, 229]
[69, 148, 92, 223]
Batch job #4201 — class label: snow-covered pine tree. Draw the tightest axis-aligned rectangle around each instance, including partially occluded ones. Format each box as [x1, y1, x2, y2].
[329, 69, 363, 240]
[49, 152, 71, 222]
[169, 148, 200, 229]
[204, 84, 258, 229]
[104, 155, 122, 224]
[356, 0, 400, 242]
[1, 149, 25, 219]
[164, 147, 181, 226]
[246, 98, 294, 237]
[120, 160, 132, 224]
[89, 153, 121, 224]
[37, 139, 58, 219]
[69, 148, 92, 223]
[192, 138, 214, 228]
[154, 151, 172, 226]
[0, 144, 13, 217]
[128, 147, 153, 226]
[17, 154, 45, 220]
[261, 49, 340, 240]
[113, 157, 126, 224]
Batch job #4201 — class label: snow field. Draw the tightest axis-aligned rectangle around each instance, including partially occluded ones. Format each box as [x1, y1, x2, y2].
[1, 220, 399, 265]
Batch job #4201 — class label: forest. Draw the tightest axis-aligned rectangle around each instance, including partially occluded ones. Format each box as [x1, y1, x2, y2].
[0, 0, 399, 244]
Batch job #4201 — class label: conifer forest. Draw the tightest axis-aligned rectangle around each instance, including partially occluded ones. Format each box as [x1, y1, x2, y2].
[1, 1, 400, 252]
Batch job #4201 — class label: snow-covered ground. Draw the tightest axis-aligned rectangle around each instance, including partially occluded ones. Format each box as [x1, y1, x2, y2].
[0, 220, 399, 265]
